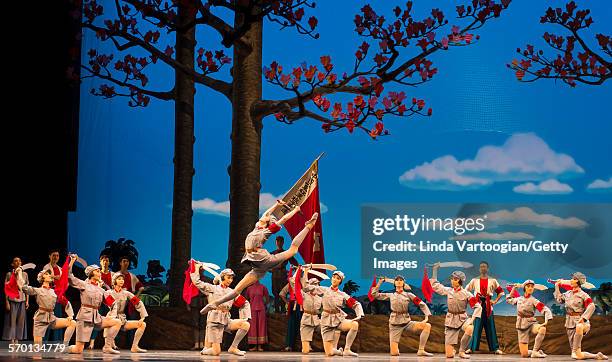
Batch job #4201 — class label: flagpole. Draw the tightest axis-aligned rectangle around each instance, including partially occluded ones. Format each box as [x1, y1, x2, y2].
[309, 153, 324, 265]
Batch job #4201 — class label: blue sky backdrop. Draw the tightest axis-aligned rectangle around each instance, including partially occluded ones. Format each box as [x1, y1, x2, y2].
[69, 0, 611, 293]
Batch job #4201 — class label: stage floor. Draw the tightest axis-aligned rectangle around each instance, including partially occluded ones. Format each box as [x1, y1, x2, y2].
[0, 350, 585, 361]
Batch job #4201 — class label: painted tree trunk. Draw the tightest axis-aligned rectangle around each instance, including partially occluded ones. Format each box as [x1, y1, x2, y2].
[227, 13, 264, 279]
[168, 3, 196, 307]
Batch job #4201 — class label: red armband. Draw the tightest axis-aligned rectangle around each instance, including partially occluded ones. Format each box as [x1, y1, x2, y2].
[495, 286, 503, 294]
[584, 298, 593, 308]
[469, 296, 478, 308]
[233, 295, 247, 308]
[268, 223, 281, 233]
[104, 295, 115, 307]
[412, 297, 423, 305]
[346, 297, 357, 308]
[130, 296, 141, 306]
[535, 301, 544, 312]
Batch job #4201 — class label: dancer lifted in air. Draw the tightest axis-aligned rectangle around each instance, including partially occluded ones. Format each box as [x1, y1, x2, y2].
[200, 200, 318, 315]
[371, 275, 433, 357]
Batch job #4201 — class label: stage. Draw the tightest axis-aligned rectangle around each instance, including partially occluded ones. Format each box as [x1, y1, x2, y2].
[0, 350, 587, 361]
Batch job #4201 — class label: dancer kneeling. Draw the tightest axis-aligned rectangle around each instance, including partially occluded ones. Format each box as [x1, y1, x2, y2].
[66, 254, 122, 354]
[200, 200, 318, 315]
[506, 280, 552, 358]
[16, 268, 76, 347]
[107, 272, 148, 353]
[430, 265, 481, 359]
[304, 269, 363, 357]
[191, 265, 251, 356]
[372, 275, 433, 357]
[554, 272, 608, 360]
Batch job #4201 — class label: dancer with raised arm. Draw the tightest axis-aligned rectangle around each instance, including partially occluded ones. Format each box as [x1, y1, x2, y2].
[430, 264, 482, 359]
[506, 280, 552, 358]
[200, 200, 318, 315]
[191, 264, 251, 356]
[298, 273, 322, 354]
[66, 254, 122, 354]
[371, 275, 433, 357]
[304, 269, 363, 357]
[16, 268, 76, 347]
[106, 272, 148, 353]
[554, 272, 608, 360]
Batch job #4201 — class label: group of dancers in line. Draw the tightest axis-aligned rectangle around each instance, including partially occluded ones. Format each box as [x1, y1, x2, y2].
[5, 254, 148, 354]
[3, 199, 610, 359]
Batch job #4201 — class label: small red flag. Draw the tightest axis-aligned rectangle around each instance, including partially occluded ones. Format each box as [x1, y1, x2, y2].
[182, 259, 200, 305]
[4, 272, 19, 300]
[294, 268, 303, 306]
[367, 275, 377, 302]
[421, 268, 434, 303]
[54, 256, 70, 300]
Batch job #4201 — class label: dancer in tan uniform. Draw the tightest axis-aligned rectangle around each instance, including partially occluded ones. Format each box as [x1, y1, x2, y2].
[554, 272, 608, 360]
[191, 265, 251, 356]
[200, 200, 318, 315]
[106, 272, 148, 352]
[303, 269, 364, 357]
[506, 280, 552, 358]
[371, 275, 433, 357]
[66, 254, 122, 354]
[431, 264, 482, 359]
[17, 268, 76, 347]
[297, 274, 322, 354]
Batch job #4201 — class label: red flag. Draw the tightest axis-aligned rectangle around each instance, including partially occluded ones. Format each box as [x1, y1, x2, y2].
[274, 155, 325, 265]
[182, 259, 200, 305]
[505, 285, 520, 298]
[367, 275, 377, 302]
[4, 272, 19, 300]
[294, 268, 303, 305]
[421, 267, 434, 303]
[54, 256, 70, 300]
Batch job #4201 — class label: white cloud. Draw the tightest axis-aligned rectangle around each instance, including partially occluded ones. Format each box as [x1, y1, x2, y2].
[483, 207, 587, 229]
[513, 179, 573, 195]
[193, 192, 328, 217]
[192, 198, 231, 216]
[399, 133, 583, 190]
[451, 232, 534, 240]
[586, 177, 612, 192]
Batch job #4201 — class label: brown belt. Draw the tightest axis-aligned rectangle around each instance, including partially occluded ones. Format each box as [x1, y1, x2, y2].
[82, 304, 100, 309]
[39, 307, 54, 313]
[303, 310, 319, 315]
[567, 312, 582, 316]
[323, 309, 340, 314]
[391, 311, 408, 315]
[448, 311, 466, 315]
[518, 312, 534, 318]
